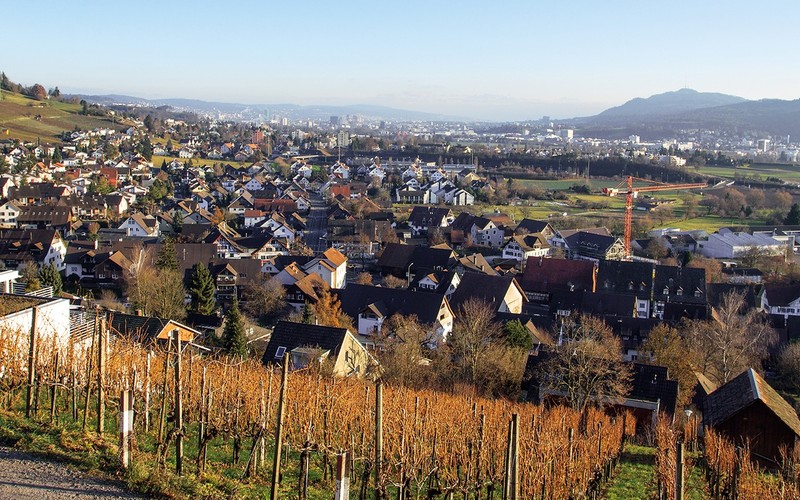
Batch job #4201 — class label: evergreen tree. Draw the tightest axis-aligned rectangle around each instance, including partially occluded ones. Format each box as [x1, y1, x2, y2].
[52, 147, 62, 162]
[155, 238, 178, 271]
[301, 302, 314, 324]
[222, 297, 248, 357]
[785, 203, 800, 225]
[38, 262, 63, 295]
[189, 263, 216, 315]
[502, 319, 533, 351]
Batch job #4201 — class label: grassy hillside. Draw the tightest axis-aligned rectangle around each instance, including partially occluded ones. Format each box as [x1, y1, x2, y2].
[0, 90, 128, 143]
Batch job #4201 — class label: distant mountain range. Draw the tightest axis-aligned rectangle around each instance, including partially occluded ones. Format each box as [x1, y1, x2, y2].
[75, 89, 800, 139]
[73, 94, 465, 122]
[576, 88, 800, 140]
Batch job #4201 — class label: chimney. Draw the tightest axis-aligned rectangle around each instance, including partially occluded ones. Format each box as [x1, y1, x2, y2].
[93, 239, 99, 250]
[135, 309, 143, 316]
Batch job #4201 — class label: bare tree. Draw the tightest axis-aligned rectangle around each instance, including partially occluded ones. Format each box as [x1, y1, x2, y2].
[376, 314, 437, 388]
[691, 290, 776, 384]
[448, 298, 503, 384]
[641, 323, 697, 411]
[539, 314, 631, 413]
[242, 274, 287, 322]
[776, 343, 800, 392]
[125, 245, 186, 320]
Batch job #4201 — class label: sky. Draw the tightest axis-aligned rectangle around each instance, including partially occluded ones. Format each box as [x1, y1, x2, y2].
[4, 0, 800, 121]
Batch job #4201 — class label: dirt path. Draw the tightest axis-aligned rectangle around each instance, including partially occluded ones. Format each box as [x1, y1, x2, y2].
[0, 447, 144, 499]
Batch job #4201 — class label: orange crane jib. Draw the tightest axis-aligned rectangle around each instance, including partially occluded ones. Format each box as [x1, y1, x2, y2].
[602, 176, 706, 258]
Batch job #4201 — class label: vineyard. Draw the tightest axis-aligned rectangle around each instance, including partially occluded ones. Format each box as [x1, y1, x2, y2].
[654, 417, 800, 500]
[0, 310, 637, 498]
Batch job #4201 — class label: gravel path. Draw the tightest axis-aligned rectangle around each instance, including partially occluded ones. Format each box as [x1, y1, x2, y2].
[0, 447, 145, 499]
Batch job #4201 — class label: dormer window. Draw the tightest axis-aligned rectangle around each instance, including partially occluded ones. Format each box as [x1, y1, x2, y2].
[676, 287, 683, 296]
[628, 281, 634, 290]
[639, 282, 646, 291]
[663, 287, 669, 295]
[694, 289, 702, 298]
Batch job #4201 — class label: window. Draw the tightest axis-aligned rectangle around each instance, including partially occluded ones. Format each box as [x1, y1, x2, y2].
[676, 287, 683, 296]
[663, 287, 669, 295]
[274, 346, 286, 359]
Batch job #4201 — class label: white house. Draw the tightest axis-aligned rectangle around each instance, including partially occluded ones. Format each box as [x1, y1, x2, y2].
[502, 234, 551, 261]
[119, 213, 160, 237]
[302, 248, 348, 289]
[0, 200, 21, 228]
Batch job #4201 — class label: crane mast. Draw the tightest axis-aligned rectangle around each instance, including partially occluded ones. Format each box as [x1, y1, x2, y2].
[603, 176, 706, 258]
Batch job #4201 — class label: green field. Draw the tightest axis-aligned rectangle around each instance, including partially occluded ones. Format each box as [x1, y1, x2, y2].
[0, 90, 128, 143]
[696, 162, 800, 183]
[152, 154, 251, 169]
[514, 178, 623, 191]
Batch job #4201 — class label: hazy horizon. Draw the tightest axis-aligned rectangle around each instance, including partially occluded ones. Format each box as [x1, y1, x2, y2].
[4, 0, 799, 121]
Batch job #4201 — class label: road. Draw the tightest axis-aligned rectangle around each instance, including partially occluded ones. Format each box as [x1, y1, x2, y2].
[0, 447, 143, 499]
[304, 193, 329, 254]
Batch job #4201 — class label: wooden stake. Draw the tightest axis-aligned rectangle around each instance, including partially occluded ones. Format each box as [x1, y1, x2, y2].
[50, 351, 59, 423]
[173, 329, 184, 476]
[144, 351, 152, 432]
[676, 439, 684, 500]
[334, 451, 350, 500]
[25, 307, 38, 418]
[270, 353, 289, 500]
[374, 381, 383, 500]
[96, 315, 107, 435]
[120, 389, 133, 468]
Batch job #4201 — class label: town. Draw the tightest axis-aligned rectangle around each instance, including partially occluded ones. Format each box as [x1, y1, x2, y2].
[2, 72, 800, 498]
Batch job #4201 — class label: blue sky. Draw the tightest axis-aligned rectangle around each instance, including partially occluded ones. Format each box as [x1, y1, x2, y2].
[4, 0, 798, 120]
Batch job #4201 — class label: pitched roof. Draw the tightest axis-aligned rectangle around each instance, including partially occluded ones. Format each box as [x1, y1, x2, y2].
[321, 248, 347, 267]
[457, 253, 497, 275]
[448, 273, 525, 312]
[515, 219, 554, 235]
[704, 368, 800, 437]
[261, 320, 349, 365]
[376, 243, 454, 272]
[764, 283, 800, 307]
[335, 284, 449, 325]
[522, 257, 595, 293]
[628, 363, 679, 416]
[408, 206, 452, 227]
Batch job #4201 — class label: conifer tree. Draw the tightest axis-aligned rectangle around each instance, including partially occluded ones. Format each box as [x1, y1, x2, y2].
[223, 297, 248, 357]
[38, 261, 62, 295]
[189, 262, 216, 315]
[155, 237, 178, 271]
[301, 302, 314, 324]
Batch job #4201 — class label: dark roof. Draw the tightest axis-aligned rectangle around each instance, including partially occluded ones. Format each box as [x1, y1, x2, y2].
[335, 284, 449, 325]
[653, 265, 706, 304]
[261, 320, 349, 365]
[109, 312, 171, 343]
[0, 228, 60, 264]
[408, 206, 451, 227]
[707, 284, 760, 311]
[448, 273, 523, 312]
[628, 363, 679, 416]
[522, 257, 595, 293]
[17, 205, 71, 227]
[581, 291, 637, 317]
[515, 219, 554, 235]
[704, 368, 800, 437]
[597, 260, 654, 295]
[564, 230, 620, 259]
[764, 283, 800, 307]
[376, 243, 454, 273]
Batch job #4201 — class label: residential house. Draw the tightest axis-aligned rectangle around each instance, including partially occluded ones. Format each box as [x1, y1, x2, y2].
[109, 311, 199, 345]
[555, 228, 625, 262]
[501, 233, 551, 261]
[119, 213, 160, 238]
[0, 200, 21, 228]
[407, 206, 454, 237]
[451, 212, 505, 248]
[448, 273, 527, 314]
[262, 321, 377, 378]
[302, 248, 347, 289]
[514, 219, 556, 240]
[0, 228, 67, 271]
[335, 284, 455, 344]
[376, 243, 456, 279]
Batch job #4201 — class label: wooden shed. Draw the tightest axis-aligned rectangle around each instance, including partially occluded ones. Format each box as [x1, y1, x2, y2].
[703, 368, 800, 464]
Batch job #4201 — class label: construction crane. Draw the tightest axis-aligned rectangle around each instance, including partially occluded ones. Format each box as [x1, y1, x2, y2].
[603, 176, 706, 258]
